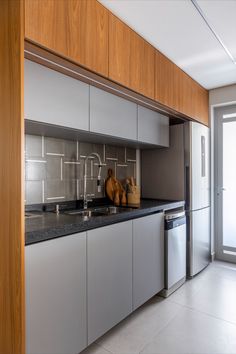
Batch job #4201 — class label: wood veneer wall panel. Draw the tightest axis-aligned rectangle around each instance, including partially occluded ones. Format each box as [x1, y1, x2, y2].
[0, 1, 25, 353]
[25, 0, 109, 77]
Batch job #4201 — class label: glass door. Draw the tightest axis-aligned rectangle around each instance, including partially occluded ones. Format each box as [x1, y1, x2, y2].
[215, 105, 236, 262]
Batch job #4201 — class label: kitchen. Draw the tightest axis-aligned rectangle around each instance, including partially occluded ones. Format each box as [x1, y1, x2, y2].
[1, 1, 236, 354]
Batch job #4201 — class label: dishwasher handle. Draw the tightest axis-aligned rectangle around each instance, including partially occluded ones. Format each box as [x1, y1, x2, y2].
[165, 216, 186, 231]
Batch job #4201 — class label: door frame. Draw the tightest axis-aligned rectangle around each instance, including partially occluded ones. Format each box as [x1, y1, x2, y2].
[214, 104, 236, 262]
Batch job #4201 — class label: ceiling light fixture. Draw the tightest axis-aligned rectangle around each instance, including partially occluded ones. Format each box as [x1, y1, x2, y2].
[191, 0, 236, 66]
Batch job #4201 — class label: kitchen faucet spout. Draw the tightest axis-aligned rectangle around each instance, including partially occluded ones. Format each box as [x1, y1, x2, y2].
[83, 152, 102, 209]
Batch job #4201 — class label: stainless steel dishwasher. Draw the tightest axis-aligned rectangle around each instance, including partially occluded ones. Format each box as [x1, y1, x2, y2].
[160, 210, 186, 297]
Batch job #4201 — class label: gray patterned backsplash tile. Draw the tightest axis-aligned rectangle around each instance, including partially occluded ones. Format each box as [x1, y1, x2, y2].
[45, 137, 65, 156]
[64, 140, 78, 160]
[44, 180, 65, 202]
[25, 135, 43, 158]
[25, 160, 47, 181]
[25, 181, 43, 204]
[65, 179, 77, 201]
[105, 144, 125, 163]
[80, 142, 104, 161]
[46, 156, 63, 180]
[63, 161, 81, 180]
[25, 134, 136, 205]
[126, 147, 136, 162]
[116, 164, 129, 181]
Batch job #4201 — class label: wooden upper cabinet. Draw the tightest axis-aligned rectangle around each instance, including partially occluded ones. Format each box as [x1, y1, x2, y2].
[109, 14, 155, 99]
[155, 50, 209, 125]
[109, 14, 131, 87]
[25, 0, 208, 124]
[25, 0, 109, 77]
[194, 84, 209, 126]
[129, 31, 155, 99]
[155, 50, 174, 108]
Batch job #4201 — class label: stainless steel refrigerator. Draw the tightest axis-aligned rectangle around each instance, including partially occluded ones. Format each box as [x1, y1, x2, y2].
[142, 121, 210, 277]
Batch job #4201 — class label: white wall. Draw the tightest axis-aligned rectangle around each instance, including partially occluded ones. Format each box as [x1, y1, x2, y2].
[210, 84, 236, 107]
[209, 84, 236, 258]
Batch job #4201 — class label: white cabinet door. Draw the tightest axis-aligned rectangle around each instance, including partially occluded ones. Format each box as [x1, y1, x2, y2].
[133, 213, 164, 310]
[138, 105, 169, 146]
[24, 59, 89, 130]
[87, 221, 133, 344]
[25, 233, 87, 354]
[90, 86, 137, 140]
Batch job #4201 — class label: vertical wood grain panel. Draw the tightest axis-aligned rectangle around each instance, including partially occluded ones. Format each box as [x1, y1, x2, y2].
[155, 50, 174, 108]
[130, 31, 155, 99]
[0, 1, 25, 353]
[155, 50, 209, 125]
[25, 0, 109, 77]
[109, 13, 131, 87]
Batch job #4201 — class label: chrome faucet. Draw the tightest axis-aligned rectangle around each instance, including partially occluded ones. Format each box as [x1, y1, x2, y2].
[83, 152, 102, 209]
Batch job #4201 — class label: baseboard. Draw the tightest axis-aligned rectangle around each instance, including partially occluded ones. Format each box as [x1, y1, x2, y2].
[211, 252, 216, 262]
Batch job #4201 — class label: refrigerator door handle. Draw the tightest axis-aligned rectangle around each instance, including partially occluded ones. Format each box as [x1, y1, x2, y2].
[185, 165, 190, 210]
[201, 135, 206, 177]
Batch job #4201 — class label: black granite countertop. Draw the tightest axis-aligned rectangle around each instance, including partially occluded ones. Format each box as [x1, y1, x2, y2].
[25, 199, 185, 245]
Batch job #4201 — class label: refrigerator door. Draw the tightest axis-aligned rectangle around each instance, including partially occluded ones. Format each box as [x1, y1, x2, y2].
[187, 207, 210, 277]
[185, 122, 210, 211]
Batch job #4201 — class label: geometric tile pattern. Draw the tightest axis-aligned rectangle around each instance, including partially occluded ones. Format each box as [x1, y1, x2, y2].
[25, 134, 136, 205]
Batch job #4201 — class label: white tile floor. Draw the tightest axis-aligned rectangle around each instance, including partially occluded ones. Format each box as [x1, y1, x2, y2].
[82, 261, 236, 354]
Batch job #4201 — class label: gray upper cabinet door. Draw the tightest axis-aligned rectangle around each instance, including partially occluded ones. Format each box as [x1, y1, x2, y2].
[25, 233, 87, 354]
[138, 105, 169, 146]
[87, 221, 133, 345]
[90, 86, 137, 140]
[133, 213, 164, 310]
[24, 59, 89, 131]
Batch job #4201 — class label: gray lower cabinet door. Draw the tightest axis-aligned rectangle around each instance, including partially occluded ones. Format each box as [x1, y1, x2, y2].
[133, 213, 164, 310]
[90, 86, 137, 140]
[87, 221, 133, 344]
[24, 59, 89, 131]
[138, 105, 169, 146]
[25, 233, 87, 354]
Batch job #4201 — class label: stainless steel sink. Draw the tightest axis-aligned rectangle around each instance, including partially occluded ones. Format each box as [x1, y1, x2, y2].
[25, 213, 43, 219]
[93, 206, 133, 215]
[64, 210, 105, 217]
[63, 205, 134, 219]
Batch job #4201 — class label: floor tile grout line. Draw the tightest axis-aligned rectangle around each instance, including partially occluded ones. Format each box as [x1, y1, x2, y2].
[86, 262, 236, 354]
[166, 298, 236, 328]
[138, 304, 185, 354]
[98, 301, 183, 354]
[94, 341, 114, 354]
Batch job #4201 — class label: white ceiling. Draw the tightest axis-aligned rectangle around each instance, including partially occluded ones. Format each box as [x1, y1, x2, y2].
[99, 0, 236, 90]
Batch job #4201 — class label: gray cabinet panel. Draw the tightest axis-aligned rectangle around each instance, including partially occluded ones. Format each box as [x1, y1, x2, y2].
[26, 233, 87, 354]
[133, 213, 164, 310]
[24, 59, 89, 131]
[87, 221, 133, 344]
[138, 105, 169, 146]
[90, 86, 137, 140]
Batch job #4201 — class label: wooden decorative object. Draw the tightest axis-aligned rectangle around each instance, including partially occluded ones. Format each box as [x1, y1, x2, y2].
[105, 169, 126, 205]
